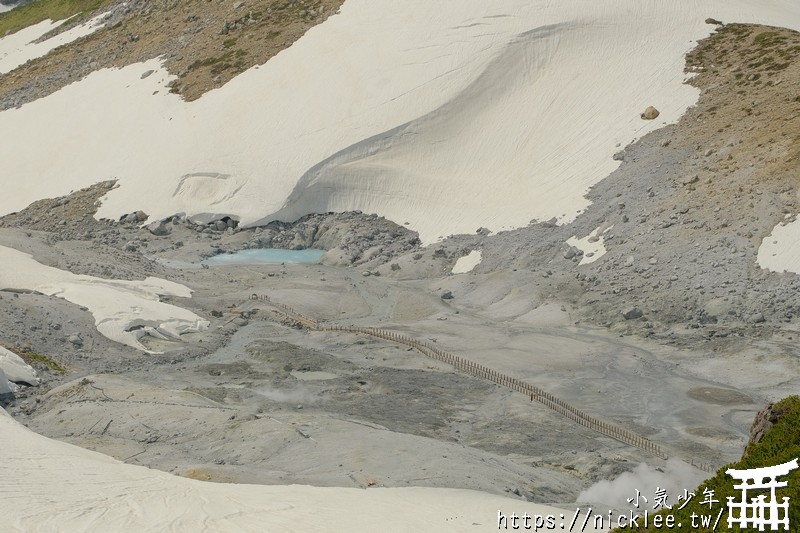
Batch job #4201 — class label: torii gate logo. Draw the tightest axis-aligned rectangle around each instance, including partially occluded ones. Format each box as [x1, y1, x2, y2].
[726, 458, 798, 531]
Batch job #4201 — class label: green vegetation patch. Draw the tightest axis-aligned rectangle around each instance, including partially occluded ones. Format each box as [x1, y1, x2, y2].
[189, 48, 248, 76]
[753, 30, 788, 49]
[1, 343, 67, 374]
[615, 395, 800, 532]
[0, 0, 113, 38]
[19, 350, 67, 373]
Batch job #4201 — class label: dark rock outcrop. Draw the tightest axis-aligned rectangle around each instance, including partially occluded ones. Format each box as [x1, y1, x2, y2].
[746, 402, 779, 452]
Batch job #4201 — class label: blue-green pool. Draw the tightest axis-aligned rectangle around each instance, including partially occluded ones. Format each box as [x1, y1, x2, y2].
[204, 248, 325, 266]
[157, 248, 325, 269]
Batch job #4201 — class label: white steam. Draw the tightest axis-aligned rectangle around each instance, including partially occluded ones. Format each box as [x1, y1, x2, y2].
[578, 459, 708, 510]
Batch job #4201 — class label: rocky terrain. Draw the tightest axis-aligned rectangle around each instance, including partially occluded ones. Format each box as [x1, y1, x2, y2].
[416, 23, 800, 348]
[0, 0, 345, 109]
[1, 12, 800, 513]
[0, 179, 422, 273]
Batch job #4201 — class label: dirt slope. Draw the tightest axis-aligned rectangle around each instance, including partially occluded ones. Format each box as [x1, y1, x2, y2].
[0, 0, 345, 108]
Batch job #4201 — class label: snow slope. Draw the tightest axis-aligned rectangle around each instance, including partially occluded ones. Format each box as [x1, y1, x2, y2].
[757, 212, 800, 274]
[0, 345, 38, 394]
[0, 369, 12, 394]
[566, 225, 613, 266]
[0, 13, 107, 75]
[0, 409, 604, 532]
[758, 219, 800, 274]
[452, 250, 482, 274]
[0, 345, 38, 385]
[1, 2, 800, 243]
[0, 245, 208, 352]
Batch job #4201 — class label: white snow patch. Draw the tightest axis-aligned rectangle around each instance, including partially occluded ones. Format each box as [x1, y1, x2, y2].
[757, 216, 800, 273]
[0, 245, 208, 353]
[0, 13, 107, 75]
[1, 2, 800, 244]
[452, 250, 482, 274]
[0, 346, 39, 386]
[0, 409, 605, 532]
[0, 4, 14, 14]
[567, 225, 613, 265]
[0, 368, 14, 395]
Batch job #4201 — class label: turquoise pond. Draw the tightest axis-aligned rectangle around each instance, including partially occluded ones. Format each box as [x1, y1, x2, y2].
[157, 249, 325, 269]
[205, 248, 325, 266]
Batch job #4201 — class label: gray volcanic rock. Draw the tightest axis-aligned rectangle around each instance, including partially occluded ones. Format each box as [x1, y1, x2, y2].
[622, 307, 643, 320]
[244, 212, 421, 267]
[147, 221, 170, 236]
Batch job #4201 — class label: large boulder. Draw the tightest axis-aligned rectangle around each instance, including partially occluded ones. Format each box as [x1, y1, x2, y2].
[147, 220, 170, 236]
[622, 307, 643, 320]
[120, 210, 149, 224]
[640, 106, 660, 120]
[562, 245, 582, 260]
